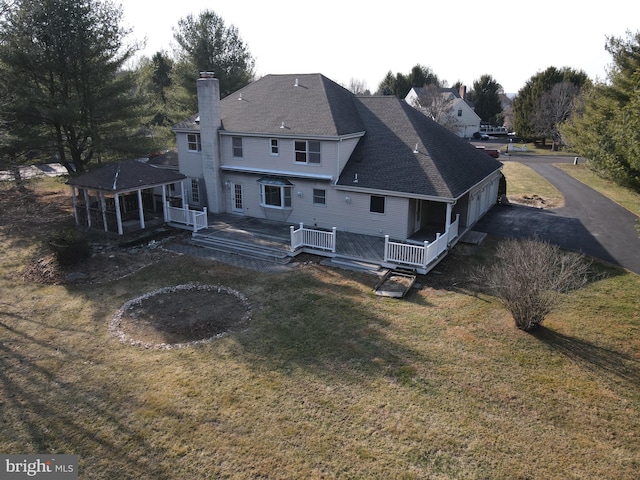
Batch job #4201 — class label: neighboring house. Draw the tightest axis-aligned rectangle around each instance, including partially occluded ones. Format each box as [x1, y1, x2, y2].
[405, 86, 481, 138]
[172, 73, 501, 251]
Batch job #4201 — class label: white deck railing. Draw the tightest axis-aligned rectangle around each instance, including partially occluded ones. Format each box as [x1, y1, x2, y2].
[290, 223, 337, 252]
[384, 215, 460, 268]
[166, 204, 208, 232]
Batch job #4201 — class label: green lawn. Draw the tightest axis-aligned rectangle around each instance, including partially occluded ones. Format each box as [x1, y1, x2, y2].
[501, 161, 564, 208]
[1, 178, 639, 479]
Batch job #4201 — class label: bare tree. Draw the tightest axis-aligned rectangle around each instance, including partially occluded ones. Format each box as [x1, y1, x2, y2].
[470, 238, 592, 331]
[411, 85, 458, 132]
[530, 81, 580, 150]
[346, 78, 370, 96]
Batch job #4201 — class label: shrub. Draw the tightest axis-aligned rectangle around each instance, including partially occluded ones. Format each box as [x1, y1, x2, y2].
[471, 237, 591, 331]
[48, 227, 91, 266]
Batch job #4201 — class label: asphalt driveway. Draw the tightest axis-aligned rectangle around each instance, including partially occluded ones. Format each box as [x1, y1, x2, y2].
[474, 155, 640, 275]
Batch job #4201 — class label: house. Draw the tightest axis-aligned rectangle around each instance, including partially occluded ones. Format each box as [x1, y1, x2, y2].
[405, 85, 481, 138]
[171, 73, 502, 272]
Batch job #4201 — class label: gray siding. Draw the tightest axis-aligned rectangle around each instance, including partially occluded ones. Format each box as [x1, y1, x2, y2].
[220, 135, 360, 180]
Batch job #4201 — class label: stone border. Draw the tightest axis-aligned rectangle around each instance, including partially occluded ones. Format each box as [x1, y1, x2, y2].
[110, 283, 252, 350]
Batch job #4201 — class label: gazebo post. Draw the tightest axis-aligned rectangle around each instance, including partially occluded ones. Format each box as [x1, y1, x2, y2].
[83, 188, 91, 228]
[70, 186, 79, 227]
[161, 185, 168, 222]
[137, 188, 145, 229]
[99, 192, 108, 232]
[114, 193, 123, 235]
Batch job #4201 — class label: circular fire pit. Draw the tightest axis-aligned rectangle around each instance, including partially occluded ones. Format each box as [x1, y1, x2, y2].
[110, 284, 252, 349]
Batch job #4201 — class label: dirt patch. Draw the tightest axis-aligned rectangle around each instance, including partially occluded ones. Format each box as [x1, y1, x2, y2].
[22, 244, 178, 285]
[110, 284, 252, 349]
[508, 194, 563, 209]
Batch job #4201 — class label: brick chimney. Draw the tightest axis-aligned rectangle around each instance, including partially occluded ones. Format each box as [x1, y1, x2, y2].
[459, 85, 467, 100]
[196, 72, 224, 213]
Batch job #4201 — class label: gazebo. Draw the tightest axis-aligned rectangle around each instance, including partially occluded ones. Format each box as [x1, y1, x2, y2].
[66, 160, 187, 236]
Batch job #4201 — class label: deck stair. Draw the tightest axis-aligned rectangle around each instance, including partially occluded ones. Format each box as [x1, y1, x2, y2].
[374, 268, 417, 297]
[190, 231, 291, 264]
[321, 255, 385, 274]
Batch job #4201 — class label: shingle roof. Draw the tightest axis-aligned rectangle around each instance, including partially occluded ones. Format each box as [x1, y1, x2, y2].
[66, 160, 186, 192]
[173, 74, 365, 136]
[337, 96, 502, 199]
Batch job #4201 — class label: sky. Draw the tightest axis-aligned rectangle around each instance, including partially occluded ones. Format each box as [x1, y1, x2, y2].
[122, 1, 636, 95]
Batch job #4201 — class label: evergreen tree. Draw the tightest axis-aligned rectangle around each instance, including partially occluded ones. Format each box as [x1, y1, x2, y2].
[172, 10, 255, 111]
[376, 64, 440, 97]
[0, 0, 148, 173]
[471, 74, 504, 126]
[133, 51, 176, 149]
[560, 31, 640, 190]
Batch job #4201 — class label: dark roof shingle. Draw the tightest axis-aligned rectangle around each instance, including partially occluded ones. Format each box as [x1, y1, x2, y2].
[337, 96, 502, 199]
[66, 160, 185, 191]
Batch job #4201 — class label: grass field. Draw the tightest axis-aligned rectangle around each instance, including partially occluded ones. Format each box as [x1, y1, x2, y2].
[500, 161, 564, 208]
[1, 177, 639, 479]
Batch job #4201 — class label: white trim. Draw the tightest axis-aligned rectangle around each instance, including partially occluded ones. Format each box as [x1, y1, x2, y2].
[221, 165, 333, 181]
[219, 130, 366, 141]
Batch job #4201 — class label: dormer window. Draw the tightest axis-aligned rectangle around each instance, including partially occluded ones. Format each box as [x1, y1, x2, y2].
[187, 133, 201, 152]
[294, 140, 320, 164]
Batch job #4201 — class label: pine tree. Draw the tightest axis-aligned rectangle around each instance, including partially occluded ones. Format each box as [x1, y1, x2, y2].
[0, 0, 148, 173]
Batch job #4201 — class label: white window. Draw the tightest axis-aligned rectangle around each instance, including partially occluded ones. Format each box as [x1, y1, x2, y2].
[191, 179, 200, 204]
[258, 178, 292, 209]
[232, 137, 243, 158]
[187, 134, 201, 152]
[271, 139, 279, 155]
[294, 140, 321, 164]
[313, 189, 326, 206]
[370, 195, 385, 214]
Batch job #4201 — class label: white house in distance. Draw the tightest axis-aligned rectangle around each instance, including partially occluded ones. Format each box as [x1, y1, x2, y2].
[405, 86, 481, 138]
[171, 73, 501, 272]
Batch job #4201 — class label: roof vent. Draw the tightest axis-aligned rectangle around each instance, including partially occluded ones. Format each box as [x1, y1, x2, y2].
[413, 143, 419, 154]
[353, 173, 358, 184]
[280, 122, 286, 129]
[294, 78, 299, 87]
[195, 116, 200, 124]
[238, 92, 243, 101]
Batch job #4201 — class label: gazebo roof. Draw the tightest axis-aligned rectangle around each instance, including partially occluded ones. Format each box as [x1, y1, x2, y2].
[66, 160, 186, 192]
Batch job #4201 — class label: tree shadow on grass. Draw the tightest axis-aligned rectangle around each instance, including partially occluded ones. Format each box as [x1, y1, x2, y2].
[533, 327, 640, 387]
[0, 316, 174, 479]
[235, 267, 431, 386]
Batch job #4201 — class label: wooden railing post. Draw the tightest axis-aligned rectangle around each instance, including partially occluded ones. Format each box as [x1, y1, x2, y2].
[331, 227, 337, 252]
[423, 240, 429, 267]
[384, 235, 390, 262]
[290, 225, 295, 252]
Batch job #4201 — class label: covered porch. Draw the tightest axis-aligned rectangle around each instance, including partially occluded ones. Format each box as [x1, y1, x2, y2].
[66, 160, 187, 236]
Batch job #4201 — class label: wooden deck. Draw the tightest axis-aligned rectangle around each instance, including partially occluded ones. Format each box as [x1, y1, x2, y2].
[192, 213, 451, 272]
